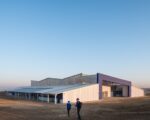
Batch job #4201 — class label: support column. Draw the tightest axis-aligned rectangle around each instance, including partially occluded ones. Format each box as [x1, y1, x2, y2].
[37, 94, 38, 101]
[14, 93, 17, 98]
[29, 93, 31, 100]
[97, 73, 102, 99]
[128, 85, 131, 97]
[15, 92, 17, 98]
[47, 94, 49, 103]
[24, 93, 25, 99]
[41, 94, 43, 102]
[26, 93, 28, 99]
[18, 92, 19, 98]
[54, 94, 57, 104]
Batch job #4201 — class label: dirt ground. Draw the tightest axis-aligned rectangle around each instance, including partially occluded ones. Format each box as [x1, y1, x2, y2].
[0, 93, 150, 120]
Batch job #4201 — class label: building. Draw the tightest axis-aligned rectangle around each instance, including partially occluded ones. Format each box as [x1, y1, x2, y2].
[9, 73, 144, 104]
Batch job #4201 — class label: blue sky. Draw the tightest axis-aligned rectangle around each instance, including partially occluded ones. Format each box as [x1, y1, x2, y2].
[0, 0, 150, 90]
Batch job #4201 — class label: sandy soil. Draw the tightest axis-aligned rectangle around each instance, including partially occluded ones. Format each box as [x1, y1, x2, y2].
[0, 93, 150, 120]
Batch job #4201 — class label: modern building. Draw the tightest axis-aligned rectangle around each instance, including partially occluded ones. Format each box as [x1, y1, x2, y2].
[9, 73, 144, 104]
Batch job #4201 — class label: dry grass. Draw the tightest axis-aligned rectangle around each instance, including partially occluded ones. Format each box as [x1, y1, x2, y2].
[0, 92, 150, 120]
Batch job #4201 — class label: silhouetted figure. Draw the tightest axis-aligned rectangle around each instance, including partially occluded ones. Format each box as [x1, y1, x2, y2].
[75, 98, 82, 120]
[66, 101, 72, 117]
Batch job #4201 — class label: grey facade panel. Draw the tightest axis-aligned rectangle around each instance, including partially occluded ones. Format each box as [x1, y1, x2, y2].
[31, 74, 97, 86]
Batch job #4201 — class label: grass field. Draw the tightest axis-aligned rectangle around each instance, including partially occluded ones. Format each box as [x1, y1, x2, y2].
[0, 93, 150, 120]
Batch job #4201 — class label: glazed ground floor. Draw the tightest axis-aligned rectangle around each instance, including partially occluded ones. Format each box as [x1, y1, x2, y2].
[8, 84, 144, 104]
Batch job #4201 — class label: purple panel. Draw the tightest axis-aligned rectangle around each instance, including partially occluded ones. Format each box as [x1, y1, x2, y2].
[97, 73, 102, 99]
[97, 73, 132, 99]
[99, 73, 131, 86]
[128, 85, 131, 97]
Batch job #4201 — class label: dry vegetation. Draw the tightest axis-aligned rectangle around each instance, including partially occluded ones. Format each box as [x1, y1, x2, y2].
[0, 92, 150, 120]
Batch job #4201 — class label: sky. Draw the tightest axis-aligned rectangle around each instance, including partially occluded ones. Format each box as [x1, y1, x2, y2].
[0, 0, 150, 90]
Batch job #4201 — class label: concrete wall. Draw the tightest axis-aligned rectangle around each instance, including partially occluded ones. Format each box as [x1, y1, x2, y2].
[131, 86, 144, 97]
[102, 85, 111, 97]
[62, 84, 99, 103]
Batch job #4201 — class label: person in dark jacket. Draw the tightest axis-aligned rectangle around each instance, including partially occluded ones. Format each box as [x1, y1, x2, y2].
[75, 98, 82, 120]
[66, 101, 72, 117]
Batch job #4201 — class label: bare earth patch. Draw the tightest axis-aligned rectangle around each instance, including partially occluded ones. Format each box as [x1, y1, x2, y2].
[0, 93, 150, 120]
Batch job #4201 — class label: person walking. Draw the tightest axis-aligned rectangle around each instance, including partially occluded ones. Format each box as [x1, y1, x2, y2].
[75, 98, 82, 120]
[66, 101, 72, 117]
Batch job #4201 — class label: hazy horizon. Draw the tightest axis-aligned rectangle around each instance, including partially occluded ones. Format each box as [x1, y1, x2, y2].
[0, 0, 150, 90]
